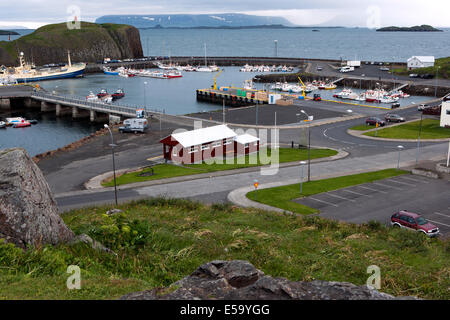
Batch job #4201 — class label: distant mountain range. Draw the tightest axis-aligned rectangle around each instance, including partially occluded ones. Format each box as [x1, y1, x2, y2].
[95, 14, 295, 28]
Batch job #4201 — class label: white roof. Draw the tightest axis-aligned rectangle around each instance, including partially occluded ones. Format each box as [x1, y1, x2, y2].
[408, 56, 435, 63]
[171, 124, 236, 148]
[235, 134, 259, 144]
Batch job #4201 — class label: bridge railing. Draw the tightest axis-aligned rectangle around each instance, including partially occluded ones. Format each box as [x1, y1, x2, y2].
[31, 91, 165, 117]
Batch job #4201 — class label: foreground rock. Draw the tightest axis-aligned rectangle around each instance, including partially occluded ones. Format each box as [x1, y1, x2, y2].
[120, 260, 416, 300]
[0, 148, 75, 248]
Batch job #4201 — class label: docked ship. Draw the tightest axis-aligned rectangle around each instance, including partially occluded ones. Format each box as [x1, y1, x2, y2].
[0, 51, 85, 83]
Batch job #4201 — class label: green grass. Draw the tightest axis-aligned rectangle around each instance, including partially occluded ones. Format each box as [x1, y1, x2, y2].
[246, 169, 408, 214]
[364, 119, 450, 139]
[349, 124, 373, 131]
[0, 198, 448, 299]
[103, 148, 338, 187]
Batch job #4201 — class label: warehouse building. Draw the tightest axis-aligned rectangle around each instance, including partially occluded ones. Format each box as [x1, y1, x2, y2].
[160, 125, 260, 164]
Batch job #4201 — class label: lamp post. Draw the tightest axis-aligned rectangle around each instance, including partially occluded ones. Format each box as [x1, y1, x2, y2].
[447, 139, 450, 168]
[300, 161, 307, 193]
[416, 112, 424, 165]
[104, 124, 118, 206]
[397, 145, 404, 171]
[143, 81, 148, 107]
[435, 66, 440, 98]
[299, 110, 312, 181]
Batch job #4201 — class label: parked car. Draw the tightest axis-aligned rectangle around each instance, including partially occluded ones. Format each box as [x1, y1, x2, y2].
[420, 73, 434, 79]
[418, 104, 429, 111]
[384, 114, 405, 123]
[316, 66, 323, 71]
[391, 102, 400, 108]
[443, 95, 450, 102]
[380, 67, 390, 71]
[313, 94, 322, 101]
[391, 211, 440, 237]
[365, 117, 385, 126]
[409, 73, 419, 78]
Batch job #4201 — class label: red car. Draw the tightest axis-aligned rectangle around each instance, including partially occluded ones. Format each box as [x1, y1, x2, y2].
[391, 211, 440, 237]
[365, 117, 385, 126]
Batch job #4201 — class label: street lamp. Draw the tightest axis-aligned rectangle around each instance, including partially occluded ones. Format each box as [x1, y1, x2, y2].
[397, 145, 404, 171]
[299, 110, 312, 181]
[300, 161, 307, 193]
[104, 124, 118, 206]
[143, 81, 148, 107]
[416, 112, 424, 165]
[435, 66, 440, 97]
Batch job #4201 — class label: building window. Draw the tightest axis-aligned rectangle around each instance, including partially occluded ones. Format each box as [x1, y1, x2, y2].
[189, 146, 197, 153]
[201, 144, 210, 151]
[446, 110, 450, 115]
[212, 141, 221, 148]
[224, 139, 232, 145]
[172, 147, 177, 156]
[245, 143, 249, 148]
[254, 142, 258, 146]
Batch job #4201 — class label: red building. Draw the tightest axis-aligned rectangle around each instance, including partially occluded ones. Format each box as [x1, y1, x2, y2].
[160, 125, 260, 164]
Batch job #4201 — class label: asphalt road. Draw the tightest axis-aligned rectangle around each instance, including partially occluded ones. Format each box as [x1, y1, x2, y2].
[294, 174, 450, 237]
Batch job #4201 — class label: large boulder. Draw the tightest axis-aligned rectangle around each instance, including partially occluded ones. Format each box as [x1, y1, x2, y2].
[120, 260, 417, 300]
[0, 148, 75, 248]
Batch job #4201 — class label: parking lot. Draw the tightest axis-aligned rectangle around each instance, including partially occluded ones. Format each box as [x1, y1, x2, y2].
[294, 174, 450, 237]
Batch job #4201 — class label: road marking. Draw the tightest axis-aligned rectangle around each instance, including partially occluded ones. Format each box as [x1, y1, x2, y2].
[356, 185, 387, 194]
[342, 189, 372, 197]
[146, 155, 164, 161]
[308, 197, 339, 207]
[426, 219, 450, 228]
[372, 182, 403, 190]
[432, 212, 450, 218]
[395, 175, 428, 184]
[326, 193, 356, 202]
[386, 179, 416, 187]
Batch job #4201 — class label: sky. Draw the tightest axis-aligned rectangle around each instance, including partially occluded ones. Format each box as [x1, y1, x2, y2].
[1, 0, 449, 29]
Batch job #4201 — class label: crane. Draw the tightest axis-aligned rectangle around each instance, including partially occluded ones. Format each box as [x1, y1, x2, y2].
[298, 76, 306, 98]
[212, 69, 224, 90]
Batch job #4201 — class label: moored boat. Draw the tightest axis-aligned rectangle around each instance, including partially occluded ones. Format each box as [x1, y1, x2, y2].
[111, 88, 125, 100]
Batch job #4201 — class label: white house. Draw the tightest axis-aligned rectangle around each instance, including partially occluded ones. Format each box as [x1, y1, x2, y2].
[440, 101, 450, 127]
[407, 56, 435, 70]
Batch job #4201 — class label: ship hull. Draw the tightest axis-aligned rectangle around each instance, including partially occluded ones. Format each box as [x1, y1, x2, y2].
[14, 67, 85, 83]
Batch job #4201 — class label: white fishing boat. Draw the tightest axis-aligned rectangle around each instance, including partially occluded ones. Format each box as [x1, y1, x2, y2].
[86, 91, 99, 102]
[0, 51, 85, 83]
[5, 117, 26, 125]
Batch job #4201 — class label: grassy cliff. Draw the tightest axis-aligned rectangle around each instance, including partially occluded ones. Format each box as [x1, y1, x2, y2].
[0, 22, 143, 66]
[393, 57, 450, 79]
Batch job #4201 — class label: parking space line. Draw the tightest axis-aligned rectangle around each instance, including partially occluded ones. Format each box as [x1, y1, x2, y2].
[342, 189, 372, 197]
[372, 182, 403, 190]
[432, 212, 450, 218]
[326, 193, 356, 202]
[357, 185, 387, 194]
[396, 176, 429, 184]
[386, 179, 416, 187]
[308, 197, 339, 207]
[426, 219, 450, 228]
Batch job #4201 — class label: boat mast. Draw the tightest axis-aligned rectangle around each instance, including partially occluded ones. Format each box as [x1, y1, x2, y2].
[204, 43, 207, 67]
[67, 50, 72, 68]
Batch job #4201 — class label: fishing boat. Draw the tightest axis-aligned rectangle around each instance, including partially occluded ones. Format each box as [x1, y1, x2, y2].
[103, 67, 119, 75]
[0, 51, 85, 83]
[0, 121, 6, 128]
[97, 89, 108, 98]
[12, 120, 31, 128]
[100, 95, 113, 103]
[324, 83, 337, 90]
[5, 117, 25, 126]
[111, 88, 125, 100]
[86, 91, 99, 102]
[243, 79, 255, 90]
[165, 70, 183, 78]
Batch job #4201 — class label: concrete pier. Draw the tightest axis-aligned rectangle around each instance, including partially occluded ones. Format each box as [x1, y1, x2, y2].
[55, 103, 72, 116]
[41, 101, 56, 112]
[0, 98, 11, 110]
[72, 106, 90, 119]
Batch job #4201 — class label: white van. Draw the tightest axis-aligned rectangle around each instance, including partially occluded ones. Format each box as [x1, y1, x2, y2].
[340, 66, 354, 73]
[119, 118, 149, 133]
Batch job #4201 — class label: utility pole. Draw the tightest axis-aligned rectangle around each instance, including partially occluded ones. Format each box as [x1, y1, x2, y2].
[416, 112, 424, 165]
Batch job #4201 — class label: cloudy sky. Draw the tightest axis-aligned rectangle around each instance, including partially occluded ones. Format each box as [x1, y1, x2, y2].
[1, 0, 449, 29]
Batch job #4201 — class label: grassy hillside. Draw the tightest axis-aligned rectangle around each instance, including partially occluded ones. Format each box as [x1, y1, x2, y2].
[0, 22, 143, 66]
[0, 198, 448, 299]
[393, 57, 450, 79]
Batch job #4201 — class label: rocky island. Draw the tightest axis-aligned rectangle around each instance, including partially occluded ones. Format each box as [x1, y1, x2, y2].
[0, 22, 143, 66]
[0, 30, 19, 35]
[376, 24, 443, 32]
